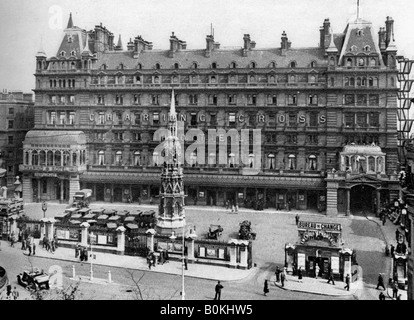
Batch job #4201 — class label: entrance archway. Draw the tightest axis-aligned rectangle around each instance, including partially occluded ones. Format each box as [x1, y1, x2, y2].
[350, 184, 376, 215]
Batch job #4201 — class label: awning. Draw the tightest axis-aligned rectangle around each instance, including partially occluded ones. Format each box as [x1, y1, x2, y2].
[126, 223, 139, 229]
[106, 222, 118, 229]
[69, 220, 81, 224]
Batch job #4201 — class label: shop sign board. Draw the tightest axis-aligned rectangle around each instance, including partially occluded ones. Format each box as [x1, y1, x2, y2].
[298, 221, 341, 232]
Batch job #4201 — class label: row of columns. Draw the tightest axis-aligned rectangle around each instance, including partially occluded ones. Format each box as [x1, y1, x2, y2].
[25, 149, 85, 167]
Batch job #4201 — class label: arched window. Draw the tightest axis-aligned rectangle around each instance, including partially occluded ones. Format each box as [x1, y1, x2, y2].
[172, 75, 178, 83]
[98, 150, 105, 166]
[369, 77, 374, 87]
[364, 45, 371, 52]
[288, 154, 296, 170]
[346, 58, 352, 68]
[54, 150, 61, 166]
[32, 151, 39, 166]
[290, 61, 296, 68]
[269, 75, 275, 83]
[115, 151, 123, 166]
[63, 151, 70, 166]
[60, 51, 65, 57]
[210, 76, 217, 83]
[362, 77, 367, 86]
[350, 77, 355, 86]
[230, 62, 237, 69]
[249, 75, 256, 83]
[344, 77, 349, 86]
[154, 76, 160, 84]
[72, 152, 77, 166]
[308, 155, 317, 171]
[47, 151, 53, 166]
[24, 151, 29, 165]
[229, 75, 236, 83]
[357, 76, 363, 87]
[330, 77, 335, 87]
[357, 29, 363, 36]
[119, 63, 124, 70]
[174, 63, 179, 69]
[329, 57, 335, 66]
[134, 151, 141, 166]
[155, 63, 161, 69]
[370, 58, 376, 66]
[228, 153, 235, 167]
[250, 62, 256, 69]
[310, 61, 317, 68]
[270, 62, 276, 68]
[192, 62, 198, 69]
[368, 156, 375, 172]
[137, 63, 142, 69]
[267, 154, 275, 170]
[39, 150, 46, 166]
[358, 58, 365, 67]
[71, 50, 76, 56]
[309, 75, 316, 83]
[211, 62, 217, 69]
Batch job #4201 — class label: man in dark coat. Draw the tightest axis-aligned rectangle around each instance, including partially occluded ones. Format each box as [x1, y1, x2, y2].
[275, 266, 281, 282]
[327, 269, 335, 285]
[379, 292, 386, 300]
[344, 274, 350, 291]
[280, 271, 286, 287]
[214, 281, 223, 300]
[382, 214, 386, 226]
[376, 273, 386, 290]
[295, 214, 300, 226]
[392, 281, 399, 299]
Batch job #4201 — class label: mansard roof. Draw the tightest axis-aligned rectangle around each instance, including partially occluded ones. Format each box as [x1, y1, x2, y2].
[97, 47, 326, 70]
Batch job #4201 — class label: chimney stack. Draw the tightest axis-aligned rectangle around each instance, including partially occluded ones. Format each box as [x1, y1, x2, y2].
[385, 16, 394, 47]
[169, 32, 186, 58]
[133, 35, 152, 58]
[281, 31, 290, 55]
[242, 34, 252, 57]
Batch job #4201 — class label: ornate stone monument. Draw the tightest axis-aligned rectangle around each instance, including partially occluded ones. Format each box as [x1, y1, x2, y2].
[155, 90, 186, 236]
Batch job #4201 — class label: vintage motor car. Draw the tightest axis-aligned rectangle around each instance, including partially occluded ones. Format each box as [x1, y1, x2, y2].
[17, 268, 50, 291]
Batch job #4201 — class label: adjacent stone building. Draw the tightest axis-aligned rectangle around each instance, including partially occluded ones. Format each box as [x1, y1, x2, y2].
[21, 13, 401, 215]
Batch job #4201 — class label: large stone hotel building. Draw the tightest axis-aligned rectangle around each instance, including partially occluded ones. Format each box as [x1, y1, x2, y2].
[21, 13, 401, 216]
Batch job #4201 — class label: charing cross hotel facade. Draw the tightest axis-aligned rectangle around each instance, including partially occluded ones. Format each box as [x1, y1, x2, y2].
[20, 13, 401, 216]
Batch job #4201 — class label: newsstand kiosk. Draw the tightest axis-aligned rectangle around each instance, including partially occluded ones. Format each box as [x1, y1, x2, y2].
[285, 220, 353, 281]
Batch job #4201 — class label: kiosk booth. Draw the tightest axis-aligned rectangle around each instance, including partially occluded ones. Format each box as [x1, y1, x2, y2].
[285, 220, 353, 281]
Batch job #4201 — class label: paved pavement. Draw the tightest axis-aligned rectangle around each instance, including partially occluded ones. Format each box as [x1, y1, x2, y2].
[13, 201, 408, 299]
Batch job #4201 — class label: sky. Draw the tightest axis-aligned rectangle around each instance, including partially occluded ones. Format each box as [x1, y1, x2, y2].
[0, 0, 413, 93]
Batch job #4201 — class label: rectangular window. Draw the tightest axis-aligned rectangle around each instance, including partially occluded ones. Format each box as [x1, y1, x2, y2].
[288, 114, 297, 126]
[98, 112, 105, 124]
[134, 94, 141, 105]
[8, 136, 13, 145]
[59, 96, 66, 104]
[357, 94, 367, 105]
[8, 120, 14, 129]
[134, 113, 141, 125]
[133, 133, 141, 141]
[369, 113, 379, 127]
[49, 111, 56, 124]
[152, 95, 159, 105]
[69, 95, 75, 104]
[210, 113, 216, 125]
[50, 95, 57, 104]
[229, 113, 236, 124]
[153, 112, 159, 124]
[228, 94, 236, 105]
[190, 113, 197, 126]
[68, 111, 75, 125]
[97, 95, 104, 105]
[344, 113, 354, 127]
[8, 108, 14, 115]
[287, 135, 297, 144]
[288, 94, 297, 105]
[308, 94, 318, 105]
[189, 94, 198, 105]
[356, 113, 367, 127]
[344, 94, 355, 105]
[369, 94, 379, 105]
[308, 135, 318, 144]
[115, 95, 123, 105]
[7, 166, 13, 173]
[309, 113, 318, 127]
[269, 114, 275, 124]
[42, 180, 47, 193]
[58, 111, 66, 124]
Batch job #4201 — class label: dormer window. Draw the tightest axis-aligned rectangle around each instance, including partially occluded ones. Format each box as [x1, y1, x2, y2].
[119, 63, 124, 70]
[270, 62, 276, 68]
[210, 76, 217, 84]
[71, 50, 76, 56]
[269, 75, 276, 83]
[172, 75, 179, 83]
[211, 62, 217, 69]
[230, 62, 237, 69]
[346, 58, 352, 68]
[67, 35, 73, 43]
[249, 75, 256, 83]
[137, 63, 142, 69]
[250, 62, 256, 69]
[192, 62, 198, 69]
[154, 76, 160, 84]
[174, 63, 179, 69]
[289, 61, 296, 68]
[60, 51, 65, 57]
[356, 29, 363, 36]
[155, 63, 161, 69]
[370, 58, 376, 67]
[350, 45, 358, 52]
[101, 64, 107, 70]
[358, 58, 365, 67]
[364, 45, 371, 52]
[310, 61, 317, 68]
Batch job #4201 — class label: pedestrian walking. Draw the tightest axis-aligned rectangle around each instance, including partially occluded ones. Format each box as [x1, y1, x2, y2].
[12, 287, 19, 300]
[376, 273, 386, 290]
[184, 256, 188, 270]
[392, 281, 399, 299]
[327, 269, 335, 285]
[10, 233, 15, 247]
[315, 265, 320, 279]
[231, 204, 235, 213]
[214, 281, 223, 300]
[396, 294, 401, 300]
[21, 236, 26, 250]
[83, 247, 88, 261]
[292, 262, 297, 276]
[27, 242, 32, 256]
[159, 250, 165, 265]
[32, 242, 36, 256]
[275, 266, 281, 283]
[297, 267, 303, 283]
[165, 249, 169, 263]
[263, 280, 269, 296]
[225, 200, 229, 210]
[382, 214, 386, 226]
[147, 252, 152, 270]
[280, 271, 286, 287]
[152, 252, 156, 267]
[51, 239, 55, 252]
[295, 214, 300, 226]
[379, 292, 386, 300]
[344, 274, 350, 291]
[75, 244, 80, 258]
[42, 236, 47, 249]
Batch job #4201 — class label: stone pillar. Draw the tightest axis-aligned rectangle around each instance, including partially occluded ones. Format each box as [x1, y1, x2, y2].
[239, 243, 249, 269]
[186, 234, 197, 263]
[146, 228, 156, 252]
[80, 222, 90, 247]
[40, 221, 46, 239]
[46, 220, 55, 240]
[37, 179, 41, 201]
[60, 179, 64, 203]
[326, 181, 339, 216]
[346, 188, 351, 216]
[376, 189, 381, 216]
[22, 175, 33, 203]
[228, 243, 237, 268]
[116, 226, 126, 255]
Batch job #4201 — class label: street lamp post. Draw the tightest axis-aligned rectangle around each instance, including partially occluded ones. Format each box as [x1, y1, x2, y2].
[170, 228, 185, 300]
[42, 201, 47, 218]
